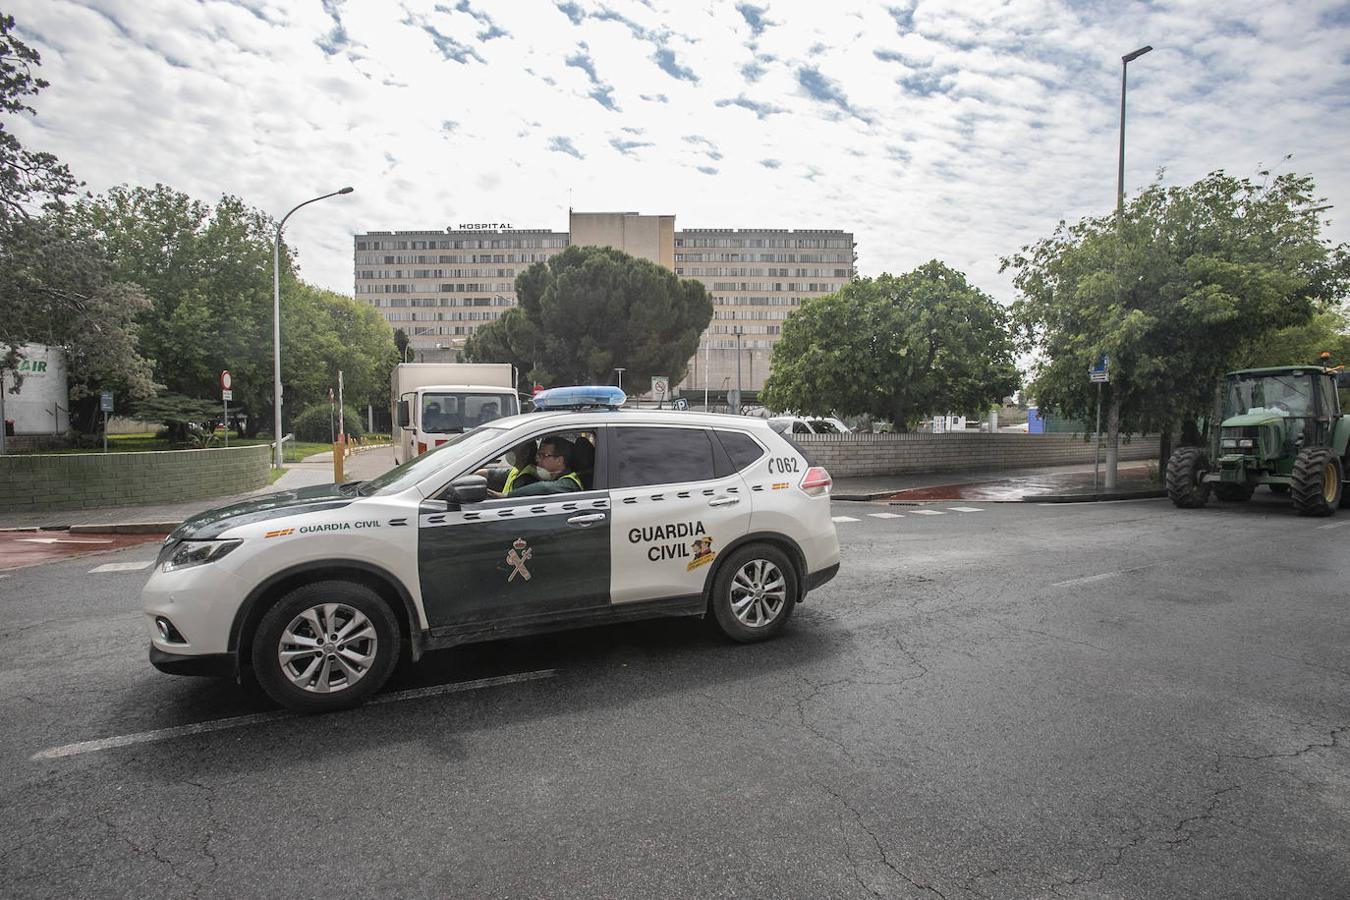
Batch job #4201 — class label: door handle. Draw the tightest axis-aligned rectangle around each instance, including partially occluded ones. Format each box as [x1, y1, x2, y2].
[708, 496, 740, 508]
[567, 513, 606, 526]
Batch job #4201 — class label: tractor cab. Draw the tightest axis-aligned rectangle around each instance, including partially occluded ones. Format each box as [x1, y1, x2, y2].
[1218, 366, 1341, 467]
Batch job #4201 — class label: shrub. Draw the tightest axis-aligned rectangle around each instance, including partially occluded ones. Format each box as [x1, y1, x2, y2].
[291, 403, 367, 443]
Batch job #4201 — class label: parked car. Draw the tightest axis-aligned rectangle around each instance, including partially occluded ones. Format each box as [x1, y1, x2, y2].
[143, 386, 841, 712]
[767, 416, 851, 436]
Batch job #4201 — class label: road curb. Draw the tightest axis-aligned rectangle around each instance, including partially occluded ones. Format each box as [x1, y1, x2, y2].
[69, 522, 181, 534]
[1028, 489, 1165, 503]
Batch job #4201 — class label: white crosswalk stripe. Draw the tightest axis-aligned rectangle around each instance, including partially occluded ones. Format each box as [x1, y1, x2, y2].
[89, 561, 155, 573]
[909, 509, 944, 515]
[948, 507, 984, 512]
[831, 516, 861, 523]
[868, 512, 904, 519]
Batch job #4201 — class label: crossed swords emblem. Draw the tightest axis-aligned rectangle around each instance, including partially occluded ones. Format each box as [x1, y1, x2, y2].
[506, 538, 532, 582]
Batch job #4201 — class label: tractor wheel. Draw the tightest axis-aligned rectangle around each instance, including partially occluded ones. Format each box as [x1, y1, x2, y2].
[1166, 447, 1211, 509]
[1291, 448, 1343, 517]
[1214, 482, 1256, 502]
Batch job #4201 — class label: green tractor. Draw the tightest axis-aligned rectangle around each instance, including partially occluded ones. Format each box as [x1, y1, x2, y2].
[1167, 359, 1350, 516]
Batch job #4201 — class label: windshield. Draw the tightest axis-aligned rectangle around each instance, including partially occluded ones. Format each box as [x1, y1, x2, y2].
[359, 426, 509, 496]
[1224, 373, 1313, 419]
[420, 392, 516, 433]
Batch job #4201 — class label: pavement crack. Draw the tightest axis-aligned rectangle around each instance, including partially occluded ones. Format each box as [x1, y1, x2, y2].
[792, 675, 859, 764]
[1163, 784, 1242, 847]
[1213, 723, 1348, 773]
[815, 780, 950, 899]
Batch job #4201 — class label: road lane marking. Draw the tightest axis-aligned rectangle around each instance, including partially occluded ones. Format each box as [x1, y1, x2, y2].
[1053, 565, 1157, 588]
[909, 509, 944, 515]
[867, 512, 904, 519]
[30, 669, 558, 761]
[832, 516, 860, 523]
[948, 507, 984, 512]
[89, 561, 155, 573]
[1316, 521, 1350, 530]
[17, 537, 115, 545]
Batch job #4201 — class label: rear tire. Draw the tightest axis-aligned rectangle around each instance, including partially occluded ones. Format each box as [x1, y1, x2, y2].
[1214, 482, 1256, 502]
[710, 544, 797, 643]
[1291, 448, 1342, 517]
[1166, 447, 1211, 509]
[252, 580, 401, 713]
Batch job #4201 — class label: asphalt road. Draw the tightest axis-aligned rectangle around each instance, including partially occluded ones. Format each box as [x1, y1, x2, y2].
[1, 492, 1347, 898]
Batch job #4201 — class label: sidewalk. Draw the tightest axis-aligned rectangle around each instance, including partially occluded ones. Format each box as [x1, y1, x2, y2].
[0, 450, 1162, 532]
[831, 461, 1162, 503]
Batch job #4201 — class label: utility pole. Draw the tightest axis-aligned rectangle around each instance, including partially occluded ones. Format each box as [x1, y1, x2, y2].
[733, 326, 744, 412]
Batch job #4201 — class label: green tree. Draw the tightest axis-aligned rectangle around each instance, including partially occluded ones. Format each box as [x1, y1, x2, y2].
[282, 282, 398, 415]
[0, 14, 155, 428]
[1006, 169, 1350, 479]
[72, 185, 392, 435]
[0, 14, 78, 224]
[761, 262, 1019, 430]
[463, 307, 543, 394]
[466, 245, 713, 389]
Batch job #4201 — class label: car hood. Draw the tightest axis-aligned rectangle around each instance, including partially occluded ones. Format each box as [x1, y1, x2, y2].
[168, 483, 357, 541]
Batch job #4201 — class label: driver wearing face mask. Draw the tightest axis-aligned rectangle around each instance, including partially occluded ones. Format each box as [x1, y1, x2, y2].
[495, 437, 582, 497]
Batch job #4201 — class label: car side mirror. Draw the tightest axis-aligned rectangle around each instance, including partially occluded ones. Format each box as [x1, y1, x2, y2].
[449, 474, 487, 504]
[397, 400, 411, 428]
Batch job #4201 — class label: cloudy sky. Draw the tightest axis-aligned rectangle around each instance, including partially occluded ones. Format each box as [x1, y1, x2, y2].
[10, 0, 1350, 302]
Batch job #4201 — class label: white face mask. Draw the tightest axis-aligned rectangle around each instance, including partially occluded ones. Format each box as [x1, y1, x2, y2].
[533, 467, 556, 482]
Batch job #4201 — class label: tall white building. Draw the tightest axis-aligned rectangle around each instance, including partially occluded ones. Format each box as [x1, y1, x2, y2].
[354, 212, 855, 396]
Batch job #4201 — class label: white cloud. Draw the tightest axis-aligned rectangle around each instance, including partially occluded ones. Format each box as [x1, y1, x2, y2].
[7, 0, 1350, 304]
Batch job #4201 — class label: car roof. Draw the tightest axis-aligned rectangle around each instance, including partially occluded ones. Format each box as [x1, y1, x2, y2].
[491, 408, 778, 433]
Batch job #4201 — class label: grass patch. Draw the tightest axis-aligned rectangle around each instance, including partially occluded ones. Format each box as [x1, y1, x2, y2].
[268, 466, 288, 485]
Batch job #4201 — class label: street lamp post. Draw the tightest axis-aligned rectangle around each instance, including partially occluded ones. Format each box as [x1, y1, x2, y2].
[272, 186, 353, 468]
[1104, 44, 1152, 489]
[1118, 45, 1152, 218]
[614, 367, 625, 393]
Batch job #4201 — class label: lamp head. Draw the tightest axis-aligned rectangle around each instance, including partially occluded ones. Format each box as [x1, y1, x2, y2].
[1123, 45, 1153, 63]
[337, 186, 354, 195]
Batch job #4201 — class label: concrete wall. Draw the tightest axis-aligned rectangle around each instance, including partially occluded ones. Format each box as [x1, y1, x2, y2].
[0, 444, 271, 514]
[792, 432, 1161, 478]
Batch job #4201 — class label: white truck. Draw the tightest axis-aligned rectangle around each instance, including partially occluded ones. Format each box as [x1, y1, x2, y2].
[390, 363, 519, 464]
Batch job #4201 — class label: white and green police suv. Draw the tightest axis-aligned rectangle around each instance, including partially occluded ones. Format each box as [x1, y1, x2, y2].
[143, 387, 840, 713]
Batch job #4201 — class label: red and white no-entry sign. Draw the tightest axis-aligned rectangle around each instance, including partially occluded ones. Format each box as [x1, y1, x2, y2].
[220, 370, 232, 390]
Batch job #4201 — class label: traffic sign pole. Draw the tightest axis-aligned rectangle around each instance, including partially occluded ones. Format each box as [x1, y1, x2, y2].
[1088, 355, 1108, 491]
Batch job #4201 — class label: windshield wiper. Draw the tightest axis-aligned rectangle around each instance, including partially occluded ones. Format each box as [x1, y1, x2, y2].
[339, 480, 365, 496]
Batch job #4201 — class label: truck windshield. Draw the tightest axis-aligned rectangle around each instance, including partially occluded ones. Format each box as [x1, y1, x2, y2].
[421, 392, 516, 433]
[359, 426, 509, 496]
[1224, 372, 1314, 418]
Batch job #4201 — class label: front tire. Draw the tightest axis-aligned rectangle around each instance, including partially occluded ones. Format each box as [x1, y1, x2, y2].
[252, 580, 401, 713]
[1166, 447, 1211, 509]
[710, 544, 797, 643]
[1291, 448, 1342, 517]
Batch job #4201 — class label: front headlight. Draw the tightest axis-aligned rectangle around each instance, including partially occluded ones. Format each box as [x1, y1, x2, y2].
[162, 539, 242, 573]
[1237, 438, 1254, 449]
[1221, 438, 1236, 449]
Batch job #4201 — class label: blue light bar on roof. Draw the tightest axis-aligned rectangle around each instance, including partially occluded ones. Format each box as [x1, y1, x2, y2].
[531, 385, 627, 411]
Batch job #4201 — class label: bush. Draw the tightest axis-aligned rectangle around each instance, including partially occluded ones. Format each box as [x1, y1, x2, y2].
[291, 403, 367, 443]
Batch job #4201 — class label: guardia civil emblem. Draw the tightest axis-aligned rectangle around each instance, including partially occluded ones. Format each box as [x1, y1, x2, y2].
[506, 537, 532, 582]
